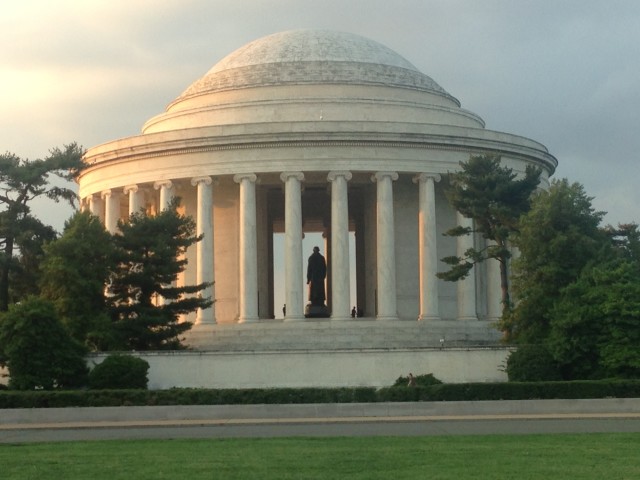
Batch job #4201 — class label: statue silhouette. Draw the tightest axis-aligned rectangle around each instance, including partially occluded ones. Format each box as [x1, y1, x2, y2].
[306, 246, 327, 306]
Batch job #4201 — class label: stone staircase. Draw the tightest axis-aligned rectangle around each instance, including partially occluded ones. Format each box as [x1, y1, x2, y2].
[185, 318, 502, 352]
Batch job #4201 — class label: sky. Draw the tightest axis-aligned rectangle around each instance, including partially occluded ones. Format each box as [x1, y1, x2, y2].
[2, 0, 639, 232]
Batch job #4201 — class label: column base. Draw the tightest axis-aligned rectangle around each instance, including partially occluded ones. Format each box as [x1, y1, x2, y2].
[238, 316, 259, 324]
[376, 315, 399, 321]
[283, 316, 306, 322]
[418, 315, 440, 322]
[195, 314, 217, 325]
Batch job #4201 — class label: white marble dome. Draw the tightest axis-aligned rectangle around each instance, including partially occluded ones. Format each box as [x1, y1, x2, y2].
[141, 29, 485, 136]
[177, 29, 452, 99]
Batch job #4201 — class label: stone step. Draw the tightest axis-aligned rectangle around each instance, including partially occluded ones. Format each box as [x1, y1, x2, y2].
[185, 319, 502, 351]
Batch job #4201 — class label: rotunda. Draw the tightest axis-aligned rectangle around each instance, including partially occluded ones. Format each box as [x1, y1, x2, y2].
[80, 31, 556, 384]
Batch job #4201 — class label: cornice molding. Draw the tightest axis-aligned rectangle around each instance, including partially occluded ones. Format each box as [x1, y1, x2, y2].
[83, 137, 557, 175]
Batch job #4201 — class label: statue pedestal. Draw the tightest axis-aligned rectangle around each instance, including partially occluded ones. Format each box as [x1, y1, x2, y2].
[305, 304, 330, 318]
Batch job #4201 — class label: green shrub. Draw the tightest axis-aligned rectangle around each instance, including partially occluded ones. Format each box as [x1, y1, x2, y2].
[393, 373, 443, 387]
[88, 355, 149, 390]
[506, 344, 562, 381]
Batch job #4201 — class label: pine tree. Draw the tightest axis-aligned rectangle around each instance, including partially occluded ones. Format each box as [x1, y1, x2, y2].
[108, 198, 212, 350]
[0, 144, 84, 310]
[438, 154, 541, 315]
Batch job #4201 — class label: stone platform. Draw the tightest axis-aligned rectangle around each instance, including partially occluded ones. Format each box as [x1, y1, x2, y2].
[86, 319, 509, 390]
[184, 318, 502, 352]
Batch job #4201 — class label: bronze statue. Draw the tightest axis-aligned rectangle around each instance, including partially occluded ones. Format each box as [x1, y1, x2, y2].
[306, 246, 327, 306]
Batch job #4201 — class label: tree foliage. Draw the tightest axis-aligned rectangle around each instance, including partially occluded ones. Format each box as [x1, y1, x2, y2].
[501, 179, 607, 343]
[0, 297, 88, 389]
[505, 344, 562, 382]
[549, 259, 640, 379]
[438, 154, 541, 314]
[501, 179, 640, 380]
[8, 216, 57, 302]
[0, 144, 84, 310]
[88, 355, 149, 389]
[40, 211, 116, 350]
[605, 223, 640, 265]
[107, 198, 212, 350]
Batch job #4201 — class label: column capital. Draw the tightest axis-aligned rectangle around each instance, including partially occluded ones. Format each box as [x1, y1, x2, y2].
[123, 184, 139, 195]
[413, 173, 441, 184]
[153, 180, 173, 190]
[190, 176, 213, 187]
[101, 189, 114, 199]
[371, 171, 399, 183]
[233, 173, 258, 184]
[280, 171, 305, 183]
[327, 170, 352, 182]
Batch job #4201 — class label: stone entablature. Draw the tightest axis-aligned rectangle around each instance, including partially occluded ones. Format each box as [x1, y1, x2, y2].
[79, 130, 555, 200]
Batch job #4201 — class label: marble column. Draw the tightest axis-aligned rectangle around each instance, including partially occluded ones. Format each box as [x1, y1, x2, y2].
[323, 231, 331, 308]
[234, 173, 259, 323]
[88, 194, 104, 222]
[123, 184, 144, 216]
[372, 171, 399, 321]
[486, 243, 503, 321]
[280, 172, 305, 321]
[153, 180, 175, 307]
[154, 180, 174, 211]
[414, 173, 441, 321]
[328, 171, 352, 320]
[456, 212, 477, 320]
[191, 176, 215, 325]
[101, 189, 120, 233]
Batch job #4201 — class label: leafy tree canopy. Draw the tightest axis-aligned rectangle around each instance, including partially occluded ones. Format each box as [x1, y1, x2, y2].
[501, 179, 608, 343]
[40, 211, 116, 350]
[549, 259, 640, 379]
[0, 297, 88, 389]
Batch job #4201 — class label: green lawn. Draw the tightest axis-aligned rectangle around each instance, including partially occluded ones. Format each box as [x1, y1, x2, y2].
[2, 434, 639, 479]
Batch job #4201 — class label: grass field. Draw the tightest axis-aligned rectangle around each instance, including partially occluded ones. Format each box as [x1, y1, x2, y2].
[1, 433, 639, 479]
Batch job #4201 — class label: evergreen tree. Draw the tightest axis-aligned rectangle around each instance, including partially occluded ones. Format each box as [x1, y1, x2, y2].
[108, 198, 212, 350]
[8, 216, 56, 302]
[438, 154, 541, 314]
[40, 211, 116, 350]
[0, 144, 84, 310]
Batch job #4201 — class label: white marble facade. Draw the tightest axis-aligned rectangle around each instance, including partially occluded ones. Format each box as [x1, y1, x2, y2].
[79, 30, 557, 330]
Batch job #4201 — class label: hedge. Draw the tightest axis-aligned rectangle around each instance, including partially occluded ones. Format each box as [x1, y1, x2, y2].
[1, 380, 639, 408]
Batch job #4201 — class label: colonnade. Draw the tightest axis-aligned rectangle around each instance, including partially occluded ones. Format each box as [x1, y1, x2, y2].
[85, 169, 485, 325]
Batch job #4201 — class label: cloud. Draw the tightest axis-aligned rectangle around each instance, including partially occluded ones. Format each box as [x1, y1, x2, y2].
[1, 0, 640, 230]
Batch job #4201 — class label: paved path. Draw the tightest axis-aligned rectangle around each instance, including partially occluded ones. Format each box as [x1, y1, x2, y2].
[2, 399, 640, 443]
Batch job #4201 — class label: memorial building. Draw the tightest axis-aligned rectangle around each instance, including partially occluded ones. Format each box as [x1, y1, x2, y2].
[80, 30, 557, 388]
